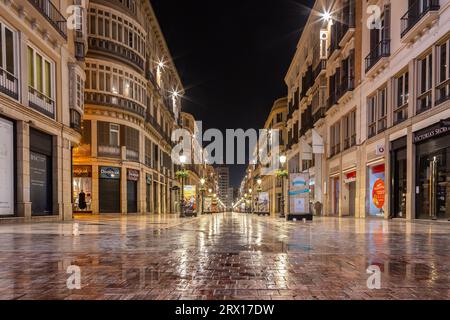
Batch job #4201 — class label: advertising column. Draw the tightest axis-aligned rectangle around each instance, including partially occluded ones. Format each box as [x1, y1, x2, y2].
[0, 117, 14, 216]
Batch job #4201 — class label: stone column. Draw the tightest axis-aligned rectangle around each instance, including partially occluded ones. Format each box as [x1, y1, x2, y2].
[406, 126, 415, 221]
[121, 164, 127, 215]
[62, 138, 74, 221]
[92, 165, 99, 214]
[384, 135, 391, 220]
[139, 169, 146, 214]
[16, 121, 31, 218]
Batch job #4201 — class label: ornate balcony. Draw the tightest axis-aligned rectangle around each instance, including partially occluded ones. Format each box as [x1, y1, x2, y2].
[337, 76, 355, 103]
[28, 0, 67, 39]
[98, 145, 121, 158]
[88, 37, 144, 71]
[312, 107, 326, 124]
[313, 60, 327, 81]
[126, 149, 139, 162]
[365, 39, 390, 76]
[85, 91, 146, 118]
[401, 0, 440, 42]
[0, 67, 19, 100]
[28, 86, 55, 118]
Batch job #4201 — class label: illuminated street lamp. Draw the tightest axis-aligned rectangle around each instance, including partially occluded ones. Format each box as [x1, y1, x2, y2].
[249, 188, 253, 214]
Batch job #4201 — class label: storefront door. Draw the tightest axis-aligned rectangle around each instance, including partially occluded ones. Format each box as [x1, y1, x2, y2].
[127, 181, 138, 213]
[391, 138, 407, 218]
[417, 150, 450, 220]
[30, 129, 53, 216]
[332, 177, 340, 216]
[99, 167, 121, 214]
[348, 182, 356, 217]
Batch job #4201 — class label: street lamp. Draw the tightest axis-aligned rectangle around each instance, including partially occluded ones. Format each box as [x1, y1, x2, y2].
[249, 188, 253, 214]
[200, 178, 206, 215]
[179, 155, 187, 218]
[279, 155, 287, 219]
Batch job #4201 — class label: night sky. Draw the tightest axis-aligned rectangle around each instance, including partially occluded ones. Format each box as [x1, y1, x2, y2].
[151, 0, 314, 187]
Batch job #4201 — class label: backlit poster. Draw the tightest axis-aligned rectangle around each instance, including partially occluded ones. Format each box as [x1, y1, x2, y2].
[183, 185, 197, 214]
[258, 192, 270, 213]
[289, 173, 310, 214]
[0, 118, 14, 216]
[368, 164, 385, 217]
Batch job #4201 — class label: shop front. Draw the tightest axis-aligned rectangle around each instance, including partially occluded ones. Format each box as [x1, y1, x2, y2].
[330, 176, 340, 216]
[415, 119, 450, 220]
[367, 164, 386, 218]
[30, 128, 53, 216]
[0, 117, 15, 216]
[99, 166, 121, 214]
[343, 171, 357, 217]
[127, 169, 139, 213]
[391, 137, 407, 219]
[73, 166, 92, 213]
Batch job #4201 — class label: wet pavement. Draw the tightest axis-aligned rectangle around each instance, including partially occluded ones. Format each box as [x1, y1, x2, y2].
[0, 212, 449, 300]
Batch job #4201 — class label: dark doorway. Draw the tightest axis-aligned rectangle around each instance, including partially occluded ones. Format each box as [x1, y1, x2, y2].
[29, 129, 53, 216]
[127, 180, 138, 213]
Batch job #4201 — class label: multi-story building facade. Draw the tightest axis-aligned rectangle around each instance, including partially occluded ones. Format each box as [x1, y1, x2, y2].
[72, 0, 184, 215]
[237, 97, 288, 215]
[284, 0, 450, 221]
[216, 165, 231, 208]
[0, 0, 84, 222]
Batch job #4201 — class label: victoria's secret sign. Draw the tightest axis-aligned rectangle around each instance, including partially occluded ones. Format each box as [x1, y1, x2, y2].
[414, 119, 450, 143]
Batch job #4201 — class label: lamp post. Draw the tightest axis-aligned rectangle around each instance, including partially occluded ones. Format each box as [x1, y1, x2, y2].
[200, 178, 206, 215]
[279, 155, 287, 218]
[179, 155, 187, 218]
[257, 178, 262, 214]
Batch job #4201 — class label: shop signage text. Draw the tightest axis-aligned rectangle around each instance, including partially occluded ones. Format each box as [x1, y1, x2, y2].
[414, 120, 450, 143]
[100, 167, 120, 179]
[73, 166, 92, 178]
[127, 169, 140, 181]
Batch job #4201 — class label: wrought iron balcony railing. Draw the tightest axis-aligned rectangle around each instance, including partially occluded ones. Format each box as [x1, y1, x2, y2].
[401, 0, 440, 38]
[0, 67, 19, 100]
[365, 39, 390, 73]
[28, 0, 67, 39]
[85, 91, 146, 118]
[88, 37, 144, 71]
[28, 86, 55, 118]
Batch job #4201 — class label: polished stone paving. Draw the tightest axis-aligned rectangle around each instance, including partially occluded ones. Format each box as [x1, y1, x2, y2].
[0, 213, 449, 300]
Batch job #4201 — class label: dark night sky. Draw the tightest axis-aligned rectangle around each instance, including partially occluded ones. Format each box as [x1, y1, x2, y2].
[151, 0, 314, 187]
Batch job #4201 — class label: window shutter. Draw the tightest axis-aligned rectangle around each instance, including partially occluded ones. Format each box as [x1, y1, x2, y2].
[383, 4, 391, 41]
[97, 121, 109, 146]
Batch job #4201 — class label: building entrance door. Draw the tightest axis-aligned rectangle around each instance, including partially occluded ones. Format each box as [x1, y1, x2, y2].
[417, 150, 450, 220]
[348, 182, 356, 217]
